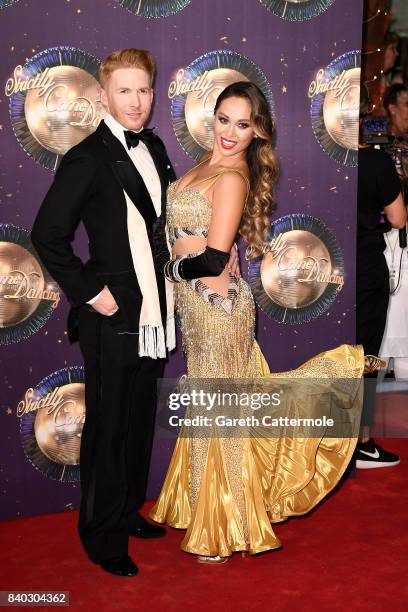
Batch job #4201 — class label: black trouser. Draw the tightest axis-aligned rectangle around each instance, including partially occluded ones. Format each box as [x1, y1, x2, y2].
[77, 304, 164, 563]
[356, 256, 389, 428]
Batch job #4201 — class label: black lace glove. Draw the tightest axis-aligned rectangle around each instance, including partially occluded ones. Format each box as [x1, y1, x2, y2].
[164, 246, 229, 282]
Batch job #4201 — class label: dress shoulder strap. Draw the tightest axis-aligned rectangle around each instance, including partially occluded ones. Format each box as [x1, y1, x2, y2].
[199, 168, 250, 198]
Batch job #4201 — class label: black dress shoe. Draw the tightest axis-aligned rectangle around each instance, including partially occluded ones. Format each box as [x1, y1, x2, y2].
[129, 516, 166, 539]
[100, 554, 138, 577]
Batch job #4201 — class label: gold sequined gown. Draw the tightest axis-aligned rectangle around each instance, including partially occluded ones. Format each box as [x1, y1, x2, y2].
[150, 175, 364, 557]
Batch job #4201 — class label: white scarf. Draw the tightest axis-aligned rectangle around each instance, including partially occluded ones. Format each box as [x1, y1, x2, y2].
[125, 191, 175, 358]
[104, 114, 175, 359]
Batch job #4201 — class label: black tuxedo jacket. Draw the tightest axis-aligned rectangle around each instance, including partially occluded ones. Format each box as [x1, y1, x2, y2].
[31, 120, 176, 341]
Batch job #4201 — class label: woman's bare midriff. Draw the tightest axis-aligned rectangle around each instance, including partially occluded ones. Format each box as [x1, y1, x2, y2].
[172, 236, 230, 298]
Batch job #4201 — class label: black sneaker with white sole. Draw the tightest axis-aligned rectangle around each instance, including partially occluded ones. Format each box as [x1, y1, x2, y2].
[356, 438, 400, 469]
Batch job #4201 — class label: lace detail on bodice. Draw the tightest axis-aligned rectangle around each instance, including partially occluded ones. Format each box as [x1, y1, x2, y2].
[166, 168, 250, 314]
[166, 181, 212, 246]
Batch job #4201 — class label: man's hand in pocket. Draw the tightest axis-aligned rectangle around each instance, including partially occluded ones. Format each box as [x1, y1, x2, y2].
[91, 286, 119, 316]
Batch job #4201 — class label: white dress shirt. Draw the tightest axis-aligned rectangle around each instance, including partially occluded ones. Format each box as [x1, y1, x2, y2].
[88, 113, 162, 305]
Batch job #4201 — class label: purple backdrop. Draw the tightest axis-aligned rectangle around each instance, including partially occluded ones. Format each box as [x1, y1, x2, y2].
[0, 0, 363, 520]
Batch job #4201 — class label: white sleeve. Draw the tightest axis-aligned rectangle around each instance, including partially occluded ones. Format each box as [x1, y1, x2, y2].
[87, 289, 104, 305]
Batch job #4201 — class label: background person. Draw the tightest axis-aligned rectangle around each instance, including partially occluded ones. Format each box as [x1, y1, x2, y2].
[384, 83, 408, 139]
[379, 220, 408, 380]
[356, 85, 407, 469]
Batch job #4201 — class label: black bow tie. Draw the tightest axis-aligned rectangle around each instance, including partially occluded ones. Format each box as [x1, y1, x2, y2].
[124, 128, 155, 149]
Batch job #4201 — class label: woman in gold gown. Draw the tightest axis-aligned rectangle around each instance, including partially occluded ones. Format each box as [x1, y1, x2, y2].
[150, 82, 368, 562]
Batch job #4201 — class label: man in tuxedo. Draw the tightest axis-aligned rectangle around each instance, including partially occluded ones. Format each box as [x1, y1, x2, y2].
[31, 49, 176, 577]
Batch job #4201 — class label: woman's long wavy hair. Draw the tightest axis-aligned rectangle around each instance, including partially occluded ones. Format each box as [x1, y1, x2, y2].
[213, 81, 278, 258]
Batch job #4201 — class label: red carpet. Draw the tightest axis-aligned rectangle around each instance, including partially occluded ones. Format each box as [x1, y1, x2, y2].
[1, 439, 407, 611]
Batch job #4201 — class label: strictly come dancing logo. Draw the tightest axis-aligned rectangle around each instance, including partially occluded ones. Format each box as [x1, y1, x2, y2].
[0, 224, 60, 345]
[0, 0, 20, 8]
[114, 0, 190, 18]
[309, 50, 360, 167]
[17, 367, 85, 482]
[168, 50, 274, 160]
[247, 214, 344, 325]
[5, 46, 105, 171]
[258, 0, 335, 21]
